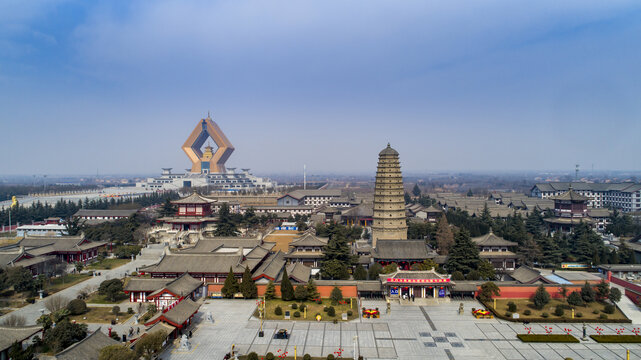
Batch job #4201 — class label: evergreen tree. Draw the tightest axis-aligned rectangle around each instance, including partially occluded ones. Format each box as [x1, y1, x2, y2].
[567, 291, 583, 307]
[321, 259, 350, 280]
[367, 263, 383, 280]
[435, 215, 454, 255]
[525, 210, 544, 236]
[240, 266, 257, 299]
[381, 263, 398, 274]
[609, 288, 622, 303]
[580, 281, 595, 303]
[264, 280, 276, 300]
[478, 282, 500, 302]
[446, 229, 480, 274]
[306, 279, 320, 301]
[480, 203, 493, 230]
[538, 235, 563, 267]
[280, 267, 294, 301]
[451, 271, 465, 280]
[596, 279, 610, 302]
[159, 198, 177, 217]
[353, 265, 367, 280]
[412, 183, 421, 197]
[214, 203, 239, 236]
[518, 236, 542, 266]
[532, 284, 550, 309]
[294, 285, 308, 301]
[221, 267, 239, 298]
[477, 260, 496, 280]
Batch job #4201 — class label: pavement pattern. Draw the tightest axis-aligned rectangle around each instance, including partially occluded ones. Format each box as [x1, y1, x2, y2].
[162, 299, 641, 360]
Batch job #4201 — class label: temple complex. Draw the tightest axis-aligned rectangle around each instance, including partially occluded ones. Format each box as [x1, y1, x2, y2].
[371, 144, 407, 248]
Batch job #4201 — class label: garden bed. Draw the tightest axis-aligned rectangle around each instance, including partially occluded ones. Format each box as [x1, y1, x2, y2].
[68, 306, 134, 324]
[238, 356, 353, 360]
[86, 292, 128, 304]
[256, 299, 358, 321]
[590, 335, 641, 343]
[46, 274, 91, 294]
[517, 334, 579, 343]
[87, 258, 130, 270]
[483, 299, 630, 323]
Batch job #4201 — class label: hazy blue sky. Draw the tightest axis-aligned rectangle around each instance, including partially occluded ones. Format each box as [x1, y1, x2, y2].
[1, 1, 640, 176]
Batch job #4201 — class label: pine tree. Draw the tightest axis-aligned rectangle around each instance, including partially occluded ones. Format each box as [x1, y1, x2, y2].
[306, 279, 320, 301]
[367, 263, 383, 280]
[240, 266, 257, 299]
[480, 203, 493, 230]
[294, 285, 308, 301]
[353, 265, 367, 280]
[280, 267, 294, 301]
[477, 260, 496, 280]
[445, 229, 480, 274]
[525, 210, 544, 236]
[532, 284, 550, 309]
[435, 215, 455, 255]
[221, 267, 239, 299]
[518, 236, 542, 266]
[412, 183, 421, 197]
[264, 280, 276, 300]
[214, 203, 239, 236]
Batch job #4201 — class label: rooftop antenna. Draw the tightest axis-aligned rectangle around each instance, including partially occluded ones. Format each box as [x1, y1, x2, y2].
[303, 164, 307, 190]
[575, 164, 579, 181]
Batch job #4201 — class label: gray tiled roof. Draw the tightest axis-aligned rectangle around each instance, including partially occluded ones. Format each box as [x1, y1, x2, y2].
[0, 325, 42, 352]
[141, 253, 246, 274]
[372, 240, 431, 260]
[74, 209, 138, 218]
[55, 329, 118, 360]
[290, 233, 328, 247]
[160, 273, 202, 297]
[252, 252, 286, 280]
[279, 262, 311, 283]
[472, 232, 518, 247]
[172, 192, 216, 204]
[124, 278, 171, 292]
[180, 237, 262, 253]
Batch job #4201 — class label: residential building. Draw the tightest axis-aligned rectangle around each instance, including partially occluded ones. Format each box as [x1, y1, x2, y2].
[531, 182, 641, 212]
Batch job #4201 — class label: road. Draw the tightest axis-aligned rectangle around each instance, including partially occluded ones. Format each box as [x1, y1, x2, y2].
[0, 244, 164, 325]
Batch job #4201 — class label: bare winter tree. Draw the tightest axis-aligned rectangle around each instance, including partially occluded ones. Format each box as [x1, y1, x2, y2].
[2, 314, 26, 326]
[45, 296, 70, 313]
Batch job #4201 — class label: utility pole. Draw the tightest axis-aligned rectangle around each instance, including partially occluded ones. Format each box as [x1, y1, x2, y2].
[303, 164, 307, 190]
[575, 164, 579, 181]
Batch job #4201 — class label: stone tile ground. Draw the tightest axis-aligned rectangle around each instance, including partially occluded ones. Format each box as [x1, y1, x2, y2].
[161, 299, 641, 360]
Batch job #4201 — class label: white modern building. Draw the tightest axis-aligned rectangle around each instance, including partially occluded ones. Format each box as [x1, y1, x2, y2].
[136, 168, 277, 192]
[531, 182, 641, 212]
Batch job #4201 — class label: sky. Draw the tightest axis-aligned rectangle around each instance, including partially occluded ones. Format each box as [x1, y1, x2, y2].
[1, 0, 640, 176]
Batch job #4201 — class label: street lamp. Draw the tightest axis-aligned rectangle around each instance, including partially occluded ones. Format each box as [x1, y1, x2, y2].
[353, 335, 358, 360]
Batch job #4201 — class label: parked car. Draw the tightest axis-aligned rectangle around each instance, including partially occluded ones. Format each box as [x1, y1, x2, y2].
[274, 329, 289, 339]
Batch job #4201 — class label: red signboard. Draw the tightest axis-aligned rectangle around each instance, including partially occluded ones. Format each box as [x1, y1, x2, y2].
[386, 278, 450, 284]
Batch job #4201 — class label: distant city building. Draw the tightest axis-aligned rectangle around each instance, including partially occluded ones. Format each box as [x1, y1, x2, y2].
[73, 209, 138, 224]
[531, 182, 641, 212]
[137, 115, 277, 191]
[277, 189, 343, 207]
[371, 144, 407, 248]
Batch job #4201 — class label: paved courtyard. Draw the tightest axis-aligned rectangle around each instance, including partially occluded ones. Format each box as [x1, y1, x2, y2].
[161, 299, 641, 359]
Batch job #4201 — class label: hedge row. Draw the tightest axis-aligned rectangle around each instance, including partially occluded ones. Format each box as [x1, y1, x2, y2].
[590, 335, 641, 343]
[517, 334, 580, 343]
[479, 300, 631, 324]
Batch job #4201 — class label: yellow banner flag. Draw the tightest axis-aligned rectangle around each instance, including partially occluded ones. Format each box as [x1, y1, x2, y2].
[11, 196, 18, 208]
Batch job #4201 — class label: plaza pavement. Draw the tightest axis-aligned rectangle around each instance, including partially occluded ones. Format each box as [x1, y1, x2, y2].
[0, 244, 164, 325]
[162, 299, 641, 360]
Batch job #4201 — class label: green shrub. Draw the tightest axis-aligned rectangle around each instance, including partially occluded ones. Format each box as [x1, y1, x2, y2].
[127, 307, 134, 314]
[247, 352, 259, 360]
[327, 355, 335, 360]
[265, 352, 275, 360]
[292, 303, 298, 310]
[26, 297, 36, 304]
[593, 309, 600, 314]
[554, 305, 564, 317]
[327, 306, 336, 317]
[505, 312, 512, 317]
[303, 355, 312, 360]
[347, 310, 353, 316]
[299, 304, 306, 312]
[275, 306, 283, 316]
[323, 306, 329, 312]
[112, 306, 120, 316]
[523, 309, 531, 315]
[294, 311, 301, 318]
[599, 314, 608, 320]
[66, 299, 87, 315]
[576, 312, 583, 318]
[507, 301, 517, 312]
[604, 304, 615, 314]
[542, 312, 549, 318]
[316, 299, 322, 304]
